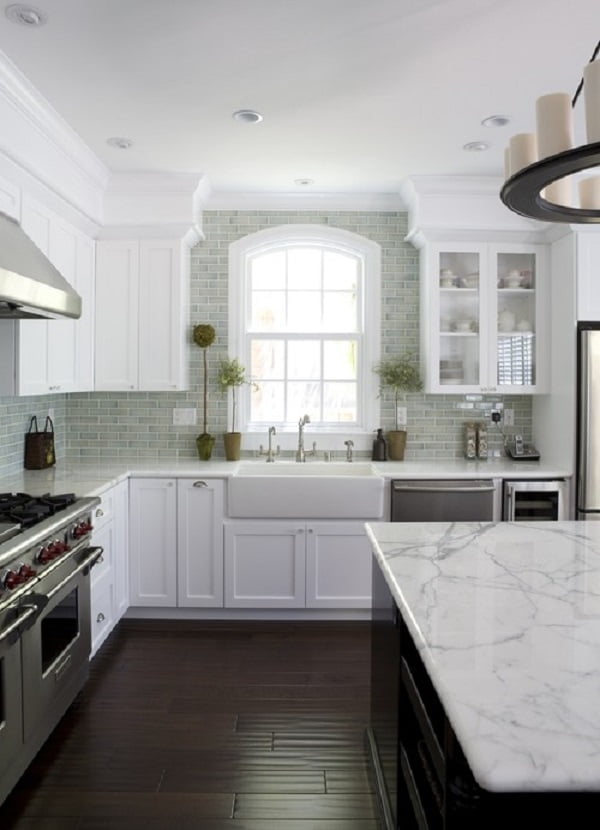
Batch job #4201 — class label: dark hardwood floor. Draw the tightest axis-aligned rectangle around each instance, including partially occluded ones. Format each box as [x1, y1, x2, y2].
[1, 620, 382, 829]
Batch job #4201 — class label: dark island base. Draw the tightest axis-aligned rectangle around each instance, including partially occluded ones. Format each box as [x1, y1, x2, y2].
[368, 555, 600, 829]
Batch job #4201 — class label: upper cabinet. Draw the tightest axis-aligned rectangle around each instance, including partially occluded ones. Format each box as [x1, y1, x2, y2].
[0, 196, 95, 396]
[420, 241, 549, 395]
[95, 238, 188, 391]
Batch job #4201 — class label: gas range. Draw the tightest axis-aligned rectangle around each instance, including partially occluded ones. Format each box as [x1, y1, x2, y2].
[0, 492, 100, 613]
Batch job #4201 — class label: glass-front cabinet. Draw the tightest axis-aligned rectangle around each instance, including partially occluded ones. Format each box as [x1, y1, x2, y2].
[420, 242, 548, 394]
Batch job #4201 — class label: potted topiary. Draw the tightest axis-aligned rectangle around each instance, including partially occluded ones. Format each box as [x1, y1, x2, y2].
[373, 353, 423, 460]
[217, 357, 254, 461]
[193, 323, 216, 460]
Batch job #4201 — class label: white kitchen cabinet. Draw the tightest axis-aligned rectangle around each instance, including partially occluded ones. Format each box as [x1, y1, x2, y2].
[177, 478, 224, 607]
[305, 521, 372, 609]
[223, 519, 372, 609]
[223, 521, 306, 608]
[0, 196, 95, 395]
[95, 238, 188, 391]
[420, 241, 549, 394]
[90, 479, 130, 656]
[128, 477, 177, 607]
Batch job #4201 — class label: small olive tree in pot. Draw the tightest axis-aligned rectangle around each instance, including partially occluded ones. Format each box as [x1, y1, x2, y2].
[373, 353, 423, 460]
[193, 323, 216, 460]
[217, 357, 254, 461]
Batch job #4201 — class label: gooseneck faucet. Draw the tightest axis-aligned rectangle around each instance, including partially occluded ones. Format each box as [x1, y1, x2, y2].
[296, 414, 311, 462]
[344, 439, 354, 462]
[266, 426, 276, 462]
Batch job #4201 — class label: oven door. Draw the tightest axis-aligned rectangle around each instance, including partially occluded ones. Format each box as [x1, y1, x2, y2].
[21, 546, 101, 746]
[0, 613, 25, 791]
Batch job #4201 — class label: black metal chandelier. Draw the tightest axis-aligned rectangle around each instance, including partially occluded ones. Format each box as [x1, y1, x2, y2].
[500, 40, 600, 223]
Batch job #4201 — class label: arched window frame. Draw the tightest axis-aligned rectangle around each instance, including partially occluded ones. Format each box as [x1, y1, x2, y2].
[229, 224, 381, 445]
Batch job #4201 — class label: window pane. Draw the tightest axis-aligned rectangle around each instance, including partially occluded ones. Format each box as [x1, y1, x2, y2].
[251, 381, 284, 422]
[288, 340, 320, 379]
[251, 339, 285, 380]
[323, 251, 358, 290]
[287, 382, 320, 420]
[288, 248, 321, 290]
[251, 291, 285, 330]
[323, 291, 357, 331]
[288, 291, 321, 330]
[251, 251, 285, 289]
[324, 340, 357, 380]
[323, 382, 357, 422]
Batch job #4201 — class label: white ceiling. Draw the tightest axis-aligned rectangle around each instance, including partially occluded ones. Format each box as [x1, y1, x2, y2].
[0, 0, 597, 198]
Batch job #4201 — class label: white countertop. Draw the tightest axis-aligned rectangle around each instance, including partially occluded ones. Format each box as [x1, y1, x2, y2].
[366, 520, 600, 793]
[0, 456, 571, 499]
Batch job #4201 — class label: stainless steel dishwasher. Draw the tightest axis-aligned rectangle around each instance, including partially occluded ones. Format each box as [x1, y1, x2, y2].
[391, 479, 497, 522]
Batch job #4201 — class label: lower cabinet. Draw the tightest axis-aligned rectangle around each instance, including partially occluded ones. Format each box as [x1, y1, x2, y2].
[90, 479, 130, 656]
[223, 520, 372, 609]
[128, 477, 225, 608]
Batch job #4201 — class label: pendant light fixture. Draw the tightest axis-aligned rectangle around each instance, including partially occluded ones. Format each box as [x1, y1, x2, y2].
[500, 40, 600, 223]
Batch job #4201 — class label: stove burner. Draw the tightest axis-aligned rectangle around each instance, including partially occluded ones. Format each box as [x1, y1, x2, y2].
[0, 493, 76, 530]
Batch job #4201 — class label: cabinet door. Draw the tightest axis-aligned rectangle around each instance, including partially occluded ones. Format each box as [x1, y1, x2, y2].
[177, 478, 224, 607]
[306, 522, 372, 609]
[18, 198, 51, 394]
[489, 244, 549, 394]
[74, 234, 95, 391]
[90, 569, 114, 659]
[46, 219, 79, 392]
[112, 479, 130, 620]
[95, 240, 139, 391]
[224, 521, 306, 608]
[138, 240, 187, 391]
[129, 478, 177, 606]
[422, 243, 486, 394]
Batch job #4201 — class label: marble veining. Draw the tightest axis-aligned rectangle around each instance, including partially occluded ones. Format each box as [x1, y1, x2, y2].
[366, 520, 600, 792]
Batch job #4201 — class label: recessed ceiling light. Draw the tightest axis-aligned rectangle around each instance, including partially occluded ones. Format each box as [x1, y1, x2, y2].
[481, 114, 511, 128]
[232, 109, 263, 124]
[5, 4, 47, 26]
[294, 178, 314, 186]
[106, 136, 133, 150]
[463, 141, 490, 152]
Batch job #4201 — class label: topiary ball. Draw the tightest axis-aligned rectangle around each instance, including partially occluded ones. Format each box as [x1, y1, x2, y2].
[193, 324, 216, 349]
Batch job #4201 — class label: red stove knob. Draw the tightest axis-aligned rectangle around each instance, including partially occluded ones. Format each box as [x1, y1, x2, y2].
[19, 563, 37, 578]
[72, 521, 93, 538]
[36, 546, 53, 564]
[2, 569, 19, 589]
[48, 540, 68, 557]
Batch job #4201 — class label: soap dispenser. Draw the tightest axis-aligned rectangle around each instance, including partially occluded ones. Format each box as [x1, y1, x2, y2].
[372, 428, 387, 461]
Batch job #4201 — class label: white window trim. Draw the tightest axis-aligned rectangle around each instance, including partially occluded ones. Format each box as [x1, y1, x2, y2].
[229, 224, 381, 451]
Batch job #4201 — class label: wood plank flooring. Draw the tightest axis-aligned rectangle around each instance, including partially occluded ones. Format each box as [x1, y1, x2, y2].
[1, 620, 381, 829]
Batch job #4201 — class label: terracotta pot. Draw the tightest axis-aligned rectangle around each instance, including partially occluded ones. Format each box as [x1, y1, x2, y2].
[223, 432, 242, 461]
[387, 430, 407, 461]
[196, 433, 215, 461]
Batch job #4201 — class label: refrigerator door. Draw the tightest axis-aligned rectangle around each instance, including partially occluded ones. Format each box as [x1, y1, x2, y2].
[578, 327, 600, 513]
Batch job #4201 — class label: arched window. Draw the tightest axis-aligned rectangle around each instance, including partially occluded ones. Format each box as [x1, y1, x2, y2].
[229, 225, 381, 436]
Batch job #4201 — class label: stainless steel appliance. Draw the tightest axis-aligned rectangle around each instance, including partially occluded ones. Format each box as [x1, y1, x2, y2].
[0, 492, 102, 806]
[577, 322, 600, 520]
[391, 479, 498, 522]
[503, 480, 568, 521]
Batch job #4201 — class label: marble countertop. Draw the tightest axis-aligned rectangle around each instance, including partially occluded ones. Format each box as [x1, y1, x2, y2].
[0, 456, 571, 498]
[366, 520, 600, 793]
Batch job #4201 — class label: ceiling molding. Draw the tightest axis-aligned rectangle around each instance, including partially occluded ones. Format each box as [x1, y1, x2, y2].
[201, 189, 407, 212]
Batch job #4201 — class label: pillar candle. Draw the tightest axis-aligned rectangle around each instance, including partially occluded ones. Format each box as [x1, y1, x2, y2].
[584, 60, 600, 143]
[579, 176, 600, 209]
[509, 133, 537, 173]
[535, 92, 574, 157]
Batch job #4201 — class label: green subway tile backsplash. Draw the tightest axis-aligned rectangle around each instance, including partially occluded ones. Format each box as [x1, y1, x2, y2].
[0, 210, 531, 472]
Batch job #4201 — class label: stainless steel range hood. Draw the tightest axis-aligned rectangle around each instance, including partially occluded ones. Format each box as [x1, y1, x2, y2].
[0, 211, 81, 319]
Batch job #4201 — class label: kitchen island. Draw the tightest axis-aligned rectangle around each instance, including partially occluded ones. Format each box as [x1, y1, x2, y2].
[366, 520, 600, 828]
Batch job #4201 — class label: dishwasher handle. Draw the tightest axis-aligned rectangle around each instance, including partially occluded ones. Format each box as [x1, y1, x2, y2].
[392, 480, 496, 494]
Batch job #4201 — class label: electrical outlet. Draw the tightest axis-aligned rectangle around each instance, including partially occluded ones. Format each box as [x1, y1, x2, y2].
[504, 408, 514, 426]
[396, 406, 407, 428]
[173, 408, 197, 426]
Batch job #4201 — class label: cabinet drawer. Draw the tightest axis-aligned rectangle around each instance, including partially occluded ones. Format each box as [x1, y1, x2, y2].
[90, 570, 114, 656]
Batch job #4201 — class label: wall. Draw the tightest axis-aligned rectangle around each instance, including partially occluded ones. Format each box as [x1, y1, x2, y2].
[0, 210, 532, 471]
[0, 394, 68, 476]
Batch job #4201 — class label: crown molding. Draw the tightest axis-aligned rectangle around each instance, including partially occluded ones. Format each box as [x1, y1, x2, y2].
[0, 49, 108, 222]
[201, 188, 406, 212]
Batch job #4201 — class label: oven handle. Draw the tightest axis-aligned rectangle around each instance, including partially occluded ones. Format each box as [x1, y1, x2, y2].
[45, 546, 104, 602]
[0, 603, 39, 646]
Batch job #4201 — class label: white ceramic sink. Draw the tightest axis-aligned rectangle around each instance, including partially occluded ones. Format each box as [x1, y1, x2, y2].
[228, 462, 385, 518]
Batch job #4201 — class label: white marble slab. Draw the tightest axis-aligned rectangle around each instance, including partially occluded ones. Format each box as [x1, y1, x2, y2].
[366, 520, 600, 793]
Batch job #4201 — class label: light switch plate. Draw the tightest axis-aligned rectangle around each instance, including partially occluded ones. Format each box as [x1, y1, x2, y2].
[173, 408, 197, 426]
[504, 408, 514, 426]
[396, 406, 407, 428]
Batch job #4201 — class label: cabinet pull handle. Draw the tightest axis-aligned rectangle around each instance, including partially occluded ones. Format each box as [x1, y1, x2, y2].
[193, 480, 208, 488]
[95, 508, 104, 517]
[96, 612, 105, 623]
